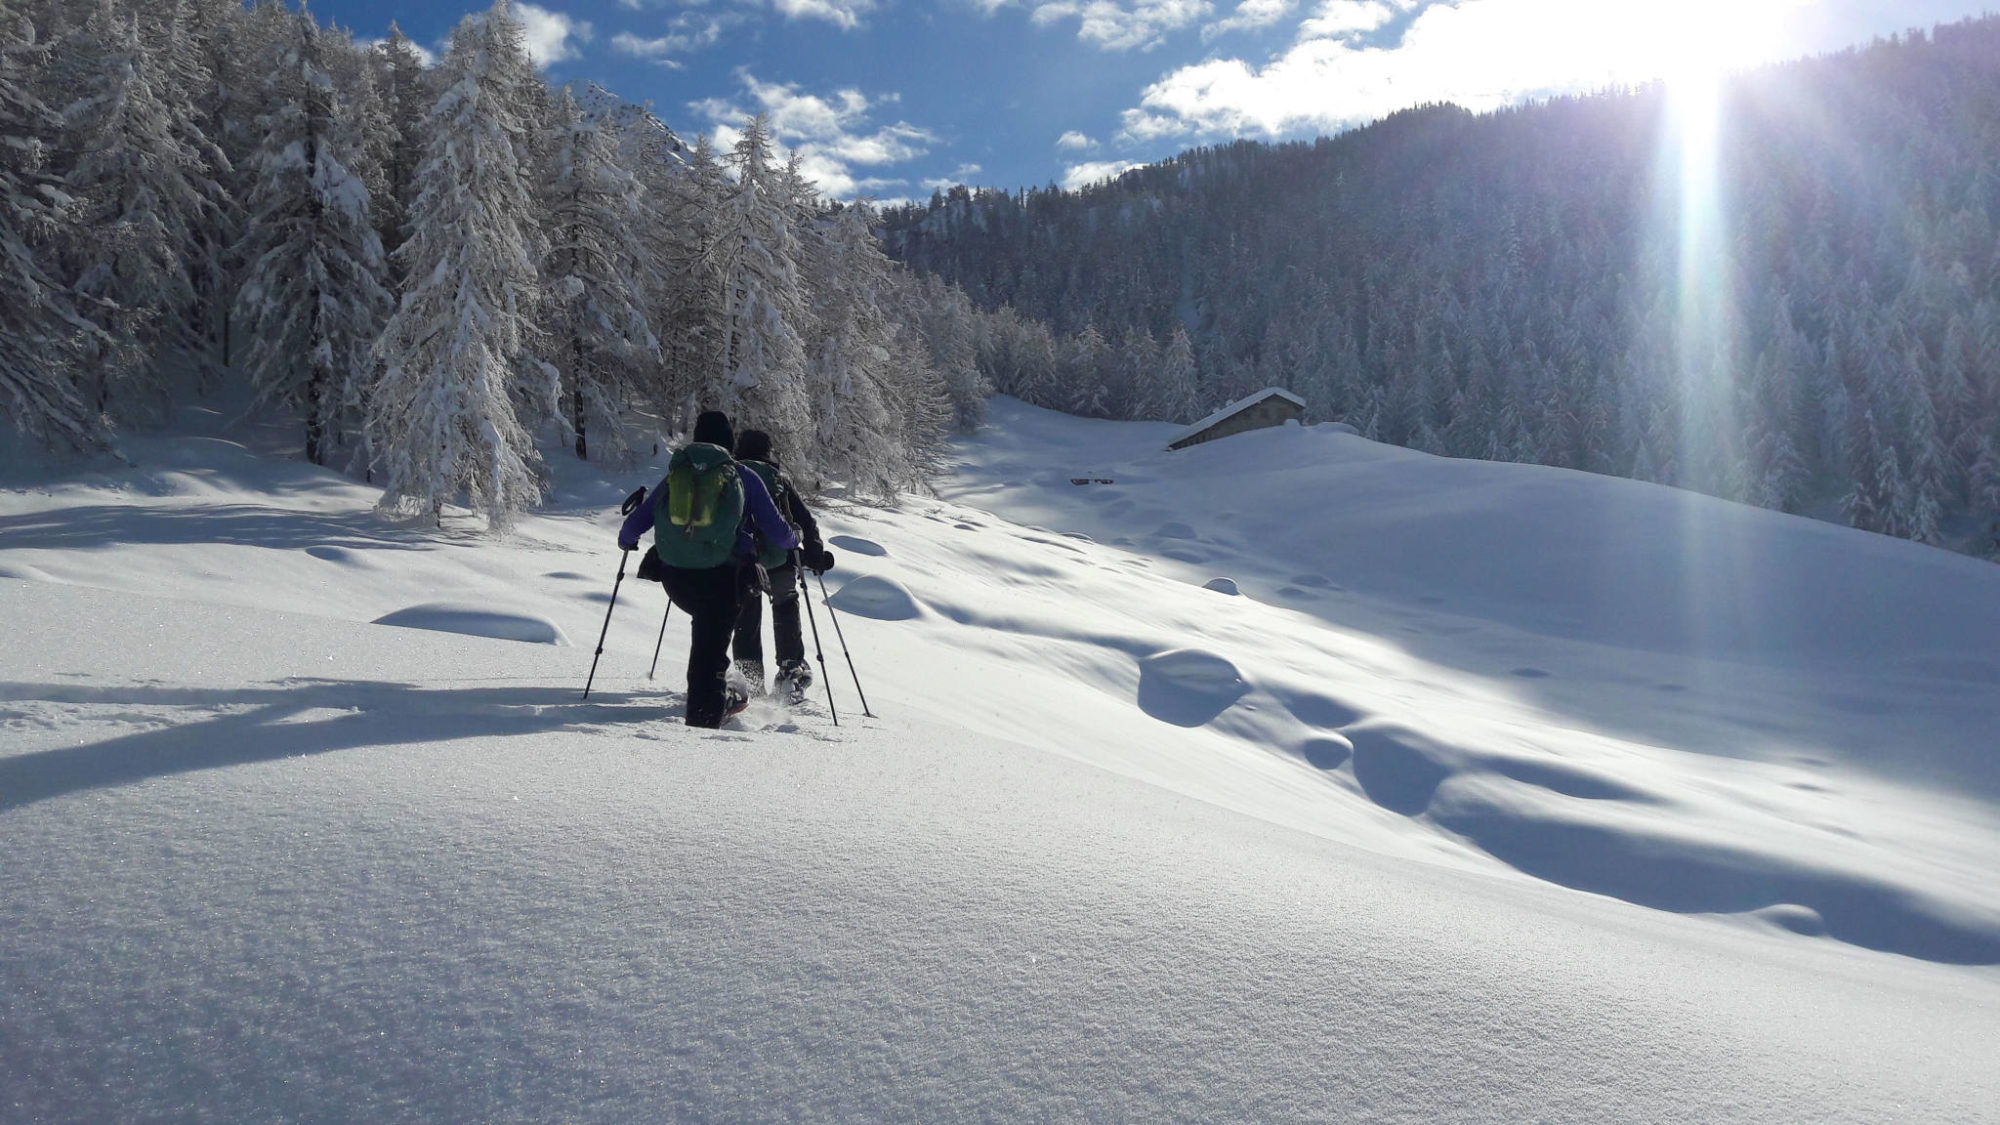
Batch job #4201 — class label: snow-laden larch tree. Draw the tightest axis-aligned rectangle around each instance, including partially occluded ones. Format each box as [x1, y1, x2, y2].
[368, 0, 549, 527]
[0, 4, 107, 451]
[51, 0, 227, 409]
[233, 11, 391, 467]
[708, 115, 812, 465]
[541, 86, 657, 461]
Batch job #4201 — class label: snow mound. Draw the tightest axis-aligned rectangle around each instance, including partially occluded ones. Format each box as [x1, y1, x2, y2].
[305, 545, 365, 565]
[1202, 577, 1240, 595]
[371, 603, 570, 646]
[1301, 734, 1354, 770]
[826, 574, 923, 620]
[1136, 648, 1249, 727]
[828, 534, 887, 557]
[0, 563, 62, 584]
[1333, 718, 2000, 965]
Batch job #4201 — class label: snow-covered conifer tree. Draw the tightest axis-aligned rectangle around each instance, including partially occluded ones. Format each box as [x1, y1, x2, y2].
[644, 129, 725, 424]
[366, 24, 428, 284]
[368, 0, 549, 526]
[901, 273, 988, 432]
[152, 0, 235, 373]
[541, 86, 657, 460]
[1969, 432, 2000, 548]
[0, 6, 107, 451]
[53, 0, 227, 404]
[1901, 349, 1948, 545]
[1062, 322, 1110, 418]
[1151, 326, 1200, 424]
[800, 200, 905, 488]
[708, 116, 811, 459]
[233, 12, 391, 466]
[1842, 408, 1892, 535]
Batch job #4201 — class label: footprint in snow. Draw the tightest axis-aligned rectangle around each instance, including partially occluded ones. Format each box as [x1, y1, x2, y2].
[829, 534, 887, 557]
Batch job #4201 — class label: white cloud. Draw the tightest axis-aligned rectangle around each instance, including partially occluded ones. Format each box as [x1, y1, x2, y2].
[1026, 0, 1213, 51]
[1122, 0, 1826, 142]
[610, 14, 732, 65]
[1061, 159, 1144, 189]
[513, 2, 593, 67]
[1295, 0, 1395, 40]
[1056, 130, 1099, 151]
[1201, 0, 1297, 40]
[769, 0, 879, 29]
[612, 30, 675, 56]
[694, 73, 940, 199]
[922, 163, 987, 190]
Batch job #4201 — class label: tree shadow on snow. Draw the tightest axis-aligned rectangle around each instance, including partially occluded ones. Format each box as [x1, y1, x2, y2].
[0, 679, 679, 814]
[0, 504, 449, 556]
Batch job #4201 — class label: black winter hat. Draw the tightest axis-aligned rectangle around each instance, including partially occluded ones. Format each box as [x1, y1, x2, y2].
[734, 429, 776, 464]
[692, 410, 733, 449]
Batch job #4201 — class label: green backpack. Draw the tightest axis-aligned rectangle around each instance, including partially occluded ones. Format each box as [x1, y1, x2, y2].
[741, 460, 798, 569]
[652, 442, 744, 569]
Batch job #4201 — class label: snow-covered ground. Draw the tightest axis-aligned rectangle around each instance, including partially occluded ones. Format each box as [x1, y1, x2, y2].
[4, 398, 1998, 1122]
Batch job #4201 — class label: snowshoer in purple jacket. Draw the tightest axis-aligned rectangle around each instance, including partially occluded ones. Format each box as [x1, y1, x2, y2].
[619, 410, 798, 727]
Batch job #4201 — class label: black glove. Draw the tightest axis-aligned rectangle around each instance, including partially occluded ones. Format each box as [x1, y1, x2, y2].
[804, 546, 835, 575]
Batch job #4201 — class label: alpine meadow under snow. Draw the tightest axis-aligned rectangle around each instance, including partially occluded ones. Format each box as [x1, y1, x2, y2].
[4, 398, 2000, 1120]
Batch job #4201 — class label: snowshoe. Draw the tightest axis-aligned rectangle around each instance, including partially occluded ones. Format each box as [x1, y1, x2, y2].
[723, 686, 750, 719]
[776, 659, 813, 704]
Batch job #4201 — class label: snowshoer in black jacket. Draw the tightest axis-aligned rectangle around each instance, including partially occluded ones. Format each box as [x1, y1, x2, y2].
[730, 429, 834, 700]
[619, 412, 798, 727]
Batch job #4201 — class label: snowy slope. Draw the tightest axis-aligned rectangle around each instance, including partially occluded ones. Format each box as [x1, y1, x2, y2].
[4, 399, 1999, 1122]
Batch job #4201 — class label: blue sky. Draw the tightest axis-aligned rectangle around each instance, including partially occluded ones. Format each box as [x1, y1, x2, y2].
[313, 0, 1998, 202]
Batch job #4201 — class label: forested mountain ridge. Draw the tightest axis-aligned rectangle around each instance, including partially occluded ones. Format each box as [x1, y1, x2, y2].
[882, 18, 2000, 559]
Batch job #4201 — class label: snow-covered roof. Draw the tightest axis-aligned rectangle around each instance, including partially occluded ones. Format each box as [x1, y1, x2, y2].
[1165, 386, 1306, 448]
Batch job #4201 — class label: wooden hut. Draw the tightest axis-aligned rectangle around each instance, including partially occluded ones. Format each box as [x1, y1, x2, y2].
[1164, 387, 1306, 452]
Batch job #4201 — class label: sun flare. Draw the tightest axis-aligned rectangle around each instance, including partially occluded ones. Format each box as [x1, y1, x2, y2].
[1581, 0, 1798, 92]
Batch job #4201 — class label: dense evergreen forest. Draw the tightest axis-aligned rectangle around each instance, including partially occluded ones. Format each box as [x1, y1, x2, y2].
[1, 0, 993, 525]
[883, 19, 2000, 559]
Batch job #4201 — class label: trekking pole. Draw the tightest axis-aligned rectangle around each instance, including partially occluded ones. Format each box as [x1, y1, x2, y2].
[814, 570, 875, 719]
[647, 602, 671, 680]
[582, 488, 649, 701]
[797, 554, 840, 726]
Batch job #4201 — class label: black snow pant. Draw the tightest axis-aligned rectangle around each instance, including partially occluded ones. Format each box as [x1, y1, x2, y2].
[658, 561, 748, 728]
[732, 562, 804, 669]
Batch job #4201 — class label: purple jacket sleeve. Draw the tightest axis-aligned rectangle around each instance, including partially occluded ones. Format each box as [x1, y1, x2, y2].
[736, 464, 800, 556]
[617, 476, 668, 549]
